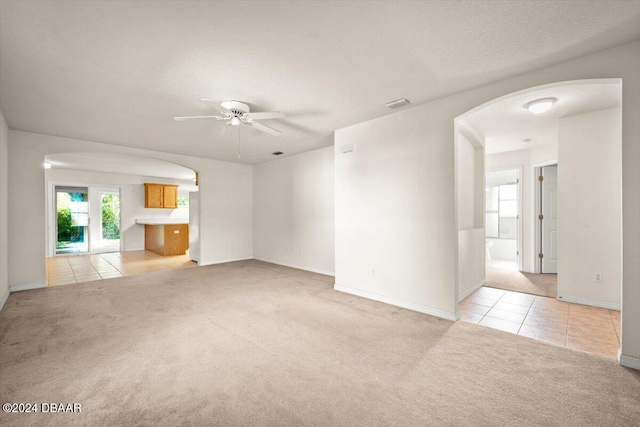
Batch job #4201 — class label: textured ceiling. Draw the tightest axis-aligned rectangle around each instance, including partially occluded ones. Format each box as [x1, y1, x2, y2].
[461, 82, 621, 155]
[1, 1, 639, 164]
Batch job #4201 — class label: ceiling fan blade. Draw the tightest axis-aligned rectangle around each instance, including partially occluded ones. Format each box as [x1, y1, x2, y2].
[174, 115, 226, 121]
[199, 98, 235, 116]
[247, 112, 285, 120]
[244, 120, 282, 136]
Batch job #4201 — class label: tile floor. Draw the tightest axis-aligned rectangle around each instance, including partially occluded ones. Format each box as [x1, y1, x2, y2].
[461, 286, 621, 359]
[46, 250, 196, 286]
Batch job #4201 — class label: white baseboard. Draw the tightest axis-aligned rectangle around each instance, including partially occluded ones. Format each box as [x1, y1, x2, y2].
[0, 287, 9, 312]
[557, 294, 620, 311]
[618, 351, 640, 371]
[10, 282, 47, 292]
[334, 283, 456, 321]
[253, 257, 335, 277]
[0, 282, 47, 313]
[199, 256, 253, 266]
[458, 279, 486, 302]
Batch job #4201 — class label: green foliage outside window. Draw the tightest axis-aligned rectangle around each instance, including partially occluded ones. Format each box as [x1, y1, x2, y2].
[102, 194, 120, 240]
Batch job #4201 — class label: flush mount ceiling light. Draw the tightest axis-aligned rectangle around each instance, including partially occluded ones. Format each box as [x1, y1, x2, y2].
[43, 162, 52, 169]
[524, 97, 557, 114]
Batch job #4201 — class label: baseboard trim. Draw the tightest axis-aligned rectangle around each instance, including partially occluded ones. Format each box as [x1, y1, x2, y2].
[458, 279, 486, 302]
[10, 282, 47, 292]
[199, 256, 253, 266]
[618, 351, 640, 371]
[0, 287, 9, 312]
[334, 283, 456, 321]
[557, 294, 620, 310]
[253, 257, 334, 277]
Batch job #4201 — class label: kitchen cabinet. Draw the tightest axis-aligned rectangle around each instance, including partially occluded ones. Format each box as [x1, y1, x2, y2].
[144, 183, 178, 208]
[144, 223, 189, 256]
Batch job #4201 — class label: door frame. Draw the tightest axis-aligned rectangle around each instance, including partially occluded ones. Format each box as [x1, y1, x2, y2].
[47, 181, 123, 257]
[485, 166, 523, 271]
[533, 160, 558, 274]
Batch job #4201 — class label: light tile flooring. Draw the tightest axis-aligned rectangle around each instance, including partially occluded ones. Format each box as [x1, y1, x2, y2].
[46, 250, 195, 286]
[461, 286, 621, 359]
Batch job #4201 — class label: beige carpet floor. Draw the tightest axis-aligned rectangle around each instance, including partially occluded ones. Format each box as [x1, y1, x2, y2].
[486, 266, 558, 297]
[1, 260, 638, 426]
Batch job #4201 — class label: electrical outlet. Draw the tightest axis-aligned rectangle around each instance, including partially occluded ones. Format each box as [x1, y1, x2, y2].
[371, 269, 375, 276]
[285, 247, 289, 253]
[594, 272, 603, 283]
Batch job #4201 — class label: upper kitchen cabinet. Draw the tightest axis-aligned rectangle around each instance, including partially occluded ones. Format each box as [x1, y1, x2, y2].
[163, 185, 178, 208]
[144, 183, 179, 209]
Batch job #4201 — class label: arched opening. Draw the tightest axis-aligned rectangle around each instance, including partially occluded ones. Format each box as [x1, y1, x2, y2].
[43, 152, 199, 286]
[455, 79, 623, 359]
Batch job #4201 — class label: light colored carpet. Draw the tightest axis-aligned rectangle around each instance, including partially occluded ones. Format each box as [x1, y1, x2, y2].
[1, 260, 638, 426]
[486, 266, 558, 297]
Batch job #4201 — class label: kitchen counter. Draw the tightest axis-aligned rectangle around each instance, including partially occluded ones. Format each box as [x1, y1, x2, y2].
[136, 218, 189, 225]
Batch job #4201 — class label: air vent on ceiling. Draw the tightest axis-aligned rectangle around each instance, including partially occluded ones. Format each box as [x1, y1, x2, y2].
[385, 98, 410, 109]
[272, 151, 284, 156]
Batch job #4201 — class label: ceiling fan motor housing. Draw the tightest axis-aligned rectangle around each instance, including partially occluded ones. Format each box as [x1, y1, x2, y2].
[221, 100, 250, 116]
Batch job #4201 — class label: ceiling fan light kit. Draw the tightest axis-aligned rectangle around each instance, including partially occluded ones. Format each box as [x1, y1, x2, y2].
[174, 99, 285, 136]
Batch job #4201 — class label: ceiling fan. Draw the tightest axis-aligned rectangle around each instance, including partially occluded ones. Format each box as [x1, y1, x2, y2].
[174, 100, 285, 136]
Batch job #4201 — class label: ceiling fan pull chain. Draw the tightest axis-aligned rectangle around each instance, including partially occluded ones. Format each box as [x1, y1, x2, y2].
[237, 125, 242, 160]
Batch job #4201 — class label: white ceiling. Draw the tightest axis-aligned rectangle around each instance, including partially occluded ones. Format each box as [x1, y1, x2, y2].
[1, 1, 639, 164]
[45, 152, 196, 181]
[461, 82, 622, 155]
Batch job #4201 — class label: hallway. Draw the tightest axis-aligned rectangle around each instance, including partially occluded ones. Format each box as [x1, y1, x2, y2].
[486, 267, 557, 297]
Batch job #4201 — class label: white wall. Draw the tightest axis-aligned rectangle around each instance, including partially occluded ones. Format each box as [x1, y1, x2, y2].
[253, 146, 334, 275]
[457, 133, 483, 230]
[335, 41, 640, 365]
[0, 110, 8, 307]
[8, 130, 253, 289]
[335, 103, 460, 320]
[456, 132, 485, 300]
[558, 108, 622, 308]
[45, 168, 196, 254]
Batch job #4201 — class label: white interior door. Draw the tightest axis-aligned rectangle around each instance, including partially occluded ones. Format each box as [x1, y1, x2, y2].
[542, 165, 558, 273]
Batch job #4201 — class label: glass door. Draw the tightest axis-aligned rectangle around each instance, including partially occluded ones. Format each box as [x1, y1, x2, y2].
[87, 187, 121, 254]
[55, 186, 89, 255]
[97, 190, 120, 253]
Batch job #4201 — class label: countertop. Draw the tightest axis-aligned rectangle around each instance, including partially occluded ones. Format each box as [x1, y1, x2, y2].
[136, 218, 189, 225]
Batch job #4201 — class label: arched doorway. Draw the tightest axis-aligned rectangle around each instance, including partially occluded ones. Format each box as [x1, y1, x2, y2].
[44, 151, 199, 286]
[454, 79, 623, 359]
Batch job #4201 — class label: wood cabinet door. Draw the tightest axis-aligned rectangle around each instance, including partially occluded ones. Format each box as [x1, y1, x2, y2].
[163, 185, 178, 209]
[145, 184, 164, 208]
